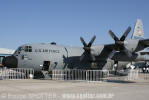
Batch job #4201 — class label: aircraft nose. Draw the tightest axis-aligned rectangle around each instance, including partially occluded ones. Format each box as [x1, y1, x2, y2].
[2, 56, 18, 68]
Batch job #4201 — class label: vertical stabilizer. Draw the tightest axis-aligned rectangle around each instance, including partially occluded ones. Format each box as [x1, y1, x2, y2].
[132, 19, 144, 40]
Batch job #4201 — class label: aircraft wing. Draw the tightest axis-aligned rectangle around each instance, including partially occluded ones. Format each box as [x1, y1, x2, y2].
[94, 44, 115, 61]
[104, 39, 149, 55]
[104, 44, 115, 50]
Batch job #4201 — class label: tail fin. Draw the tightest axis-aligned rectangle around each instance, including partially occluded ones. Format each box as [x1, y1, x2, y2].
[132, 19, 144, 40]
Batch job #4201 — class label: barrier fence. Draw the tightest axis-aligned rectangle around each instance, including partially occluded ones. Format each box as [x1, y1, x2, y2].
[0, 68, 34, 80]
[0, 68, 139, 81]
[51, 70, 109, 81]
[50, 69, 139, 82]
[127, 69, 139, 80]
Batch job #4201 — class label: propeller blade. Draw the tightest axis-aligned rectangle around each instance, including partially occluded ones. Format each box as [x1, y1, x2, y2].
[120, 26, 131, 41]
[80, 52, 89, 61]
[109, 50, 116, 59]
[90, 54, 96, 61]
[80, 37, 87, 47]
[123, 47, 132, 58]
[88, 35, 96, 47]
[80, 35, 96, 62]
[109, 30, 119, 41]
[80, 53, 85, 61]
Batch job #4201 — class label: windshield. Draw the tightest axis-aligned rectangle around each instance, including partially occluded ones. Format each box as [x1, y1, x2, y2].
[14, 46, 24, 54]
[24, 46, 32, 52]
[14, 45, 32, 55]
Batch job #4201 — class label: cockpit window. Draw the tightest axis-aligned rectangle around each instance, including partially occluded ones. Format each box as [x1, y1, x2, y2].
[18, 47, 22, 52]
[13, 46, 24, 54]
[18, 47, 24, 54]
[25, 46, 32, 52]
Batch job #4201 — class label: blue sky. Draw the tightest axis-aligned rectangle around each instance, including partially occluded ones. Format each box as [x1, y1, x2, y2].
[0, 0, 149, 49]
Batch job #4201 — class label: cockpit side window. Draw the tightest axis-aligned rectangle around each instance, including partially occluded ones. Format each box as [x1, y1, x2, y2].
[25, 46, 32, 52]
[18, 47, 23, 54]
[14, 46, 24, 54]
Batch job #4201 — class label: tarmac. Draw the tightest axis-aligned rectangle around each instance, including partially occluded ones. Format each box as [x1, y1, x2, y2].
[0, 73, 149, 100]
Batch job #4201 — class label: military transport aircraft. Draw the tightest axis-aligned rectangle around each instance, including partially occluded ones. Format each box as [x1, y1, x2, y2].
[2, 20, 149, 73]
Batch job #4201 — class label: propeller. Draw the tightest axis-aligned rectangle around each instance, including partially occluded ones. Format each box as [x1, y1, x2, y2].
[80, 36, 96, 61]
[109, 26, 132, 57]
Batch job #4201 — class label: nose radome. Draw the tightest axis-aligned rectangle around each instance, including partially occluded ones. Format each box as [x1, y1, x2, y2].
[2, 56, 18, 68]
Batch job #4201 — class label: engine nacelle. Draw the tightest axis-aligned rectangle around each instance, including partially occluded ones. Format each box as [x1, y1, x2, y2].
[124, 39, 139, 52]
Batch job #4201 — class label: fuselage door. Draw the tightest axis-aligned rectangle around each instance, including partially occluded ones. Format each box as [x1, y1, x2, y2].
[43, 61, 51, 71]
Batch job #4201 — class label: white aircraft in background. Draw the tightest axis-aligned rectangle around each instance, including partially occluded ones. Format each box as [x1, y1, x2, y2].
[0, 48, 14, 67]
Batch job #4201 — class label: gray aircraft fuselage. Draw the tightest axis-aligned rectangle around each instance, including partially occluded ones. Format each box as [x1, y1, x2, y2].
[6, 43, 125, 72]
[7, 42, 142, 72]
[2, 37, 149, 72]
[14, 43, 85, 71]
